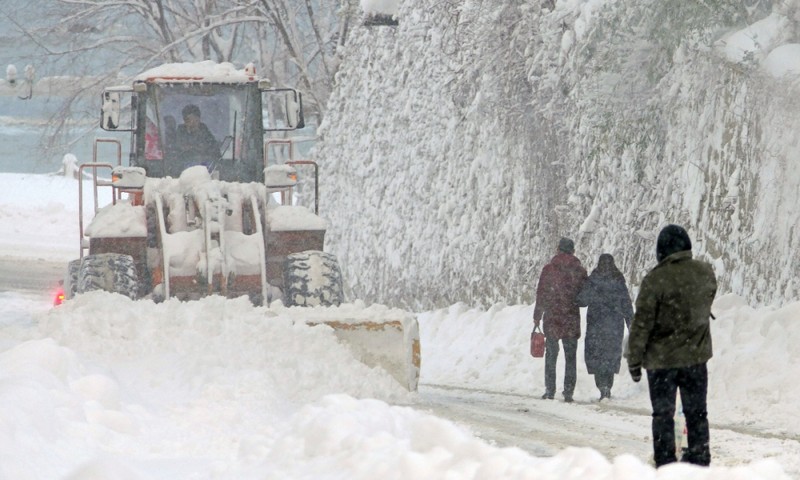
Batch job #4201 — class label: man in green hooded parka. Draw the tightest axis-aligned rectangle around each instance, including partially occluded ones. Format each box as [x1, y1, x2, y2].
[627, 224, 717, 468]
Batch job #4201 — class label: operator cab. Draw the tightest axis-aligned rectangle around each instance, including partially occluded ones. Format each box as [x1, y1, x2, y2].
[136, 82, 256, 181]
[100, 62, 304, 183]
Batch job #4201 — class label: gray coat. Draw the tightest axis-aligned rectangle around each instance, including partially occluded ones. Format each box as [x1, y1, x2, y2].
[577, 262, 633, 374]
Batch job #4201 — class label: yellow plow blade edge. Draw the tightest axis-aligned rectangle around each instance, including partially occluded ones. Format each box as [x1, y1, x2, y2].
[312, 316, 421, 391]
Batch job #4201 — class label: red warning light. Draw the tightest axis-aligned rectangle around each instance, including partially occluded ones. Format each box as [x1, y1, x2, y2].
[54, 289, 65, 306]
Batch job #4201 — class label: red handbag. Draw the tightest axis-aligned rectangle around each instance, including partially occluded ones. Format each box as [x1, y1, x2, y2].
[530, 326, 545, 358]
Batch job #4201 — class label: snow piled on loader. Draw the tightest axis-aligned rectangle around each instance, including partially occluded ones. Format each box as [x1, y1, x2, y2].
[84, 202, 147, 238]
[143, 166, 326, 233]
[267, 205, 327, 231]
[134, 61, 257, 83]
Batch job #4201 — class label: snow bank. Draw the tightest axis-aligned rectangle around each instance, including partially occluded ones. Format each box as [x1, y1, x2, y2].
[0, 290, 791, 478]
[419, 294, 800, 437]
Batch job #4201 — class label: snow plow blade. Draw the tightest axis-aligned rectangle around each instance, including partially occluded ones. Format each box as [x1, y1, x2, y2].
[307, 312, 421, 392]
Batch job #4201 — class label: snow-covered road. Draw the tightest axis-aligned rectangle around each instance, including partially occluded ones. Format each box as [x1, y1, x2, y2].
[414, 384, 800, 472]
[416, 384, 652, 458]
[0, 257, 63, 293]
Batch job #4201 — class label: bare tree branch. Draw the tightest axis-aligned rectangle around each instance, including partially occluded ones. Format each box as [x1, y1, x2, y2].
[20, 0, 356, 153]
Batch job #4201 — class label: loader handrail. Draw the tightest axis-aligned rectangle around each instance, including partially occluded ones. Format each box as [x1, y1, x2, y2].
[264, 139, 294, 167]
[263, 138, 319, 215]
[93, 138, 123, 167]
[286, 160, 319, 215]
[77, 162, 114, 258]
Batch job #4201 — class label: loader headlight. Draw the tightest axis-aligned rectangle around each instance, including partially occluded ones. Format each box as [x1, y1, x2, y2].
[264, 164, 298, 189]
[110, 166, 147, 188]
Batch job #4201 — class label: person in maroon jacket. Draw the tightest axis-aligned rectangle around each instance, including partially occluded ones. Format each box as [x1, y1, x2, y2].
[533, 237, 588, 402]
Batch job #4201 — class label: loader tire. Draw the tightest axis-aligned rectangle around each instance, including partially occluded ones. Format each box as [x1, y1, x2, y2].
[282, 251, 344, 307]
[77, 253, 139, 299]
[63, 259, 81, 300]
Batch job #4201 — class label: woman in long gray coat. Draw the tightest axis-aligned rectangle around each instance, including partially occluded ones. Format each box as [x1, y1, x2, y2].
[576, 253, 633, 400]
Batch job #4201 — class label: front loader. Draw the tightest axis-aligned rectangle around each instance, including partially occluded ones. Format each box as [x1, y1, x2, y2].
[59, 61, 420, 391]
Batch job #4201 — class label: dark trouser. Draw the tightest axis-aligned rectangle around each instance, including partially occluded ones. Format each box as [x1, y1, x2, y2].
[594, 372, 614, 395]
[544, 337, 577, 396]
[646, 363, 710, 467]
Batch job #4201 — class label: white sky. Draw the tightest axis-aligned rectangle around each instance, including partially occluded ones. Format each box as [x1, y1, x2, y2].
[0, 172, 797, 479]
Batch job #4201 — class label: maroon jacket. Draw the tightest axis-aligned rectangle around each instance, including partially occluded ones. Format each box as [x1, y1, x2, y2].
[533, 253, 588, 339]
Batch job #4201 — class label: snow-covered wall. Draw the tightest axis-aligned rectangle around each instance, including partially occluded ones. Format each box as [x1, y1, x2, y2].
[315, 0, 800, 310]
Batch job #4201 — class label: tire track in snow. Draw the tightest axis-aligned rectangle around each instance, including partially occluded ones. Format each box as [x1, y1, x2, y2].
[412, 384, 652, 461]
[413, 383, 800, 474]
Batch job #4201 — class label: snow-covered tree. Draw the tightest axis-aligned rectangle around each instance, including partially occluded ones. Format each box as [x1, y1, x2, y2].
[6, 0, 357, 155]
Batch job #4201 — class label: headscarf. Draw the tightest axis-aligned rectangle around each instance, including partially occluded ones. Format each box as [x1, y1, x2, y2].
[593, 253, 625, 283]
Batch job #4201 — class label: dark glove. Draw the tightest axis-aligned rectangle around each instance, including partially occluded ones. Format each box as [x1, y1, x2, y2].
[629, 366, 642, 383]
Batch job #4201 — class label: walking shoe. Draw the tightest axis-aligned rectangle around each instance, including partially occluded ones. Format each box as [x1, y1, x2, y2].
[563, 393, 574, 403]
[541, 392, 554, 400]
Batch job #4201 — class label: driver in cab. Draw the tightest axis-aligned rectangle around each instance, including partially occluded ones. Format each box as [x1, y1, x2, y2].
[175, 104, 220, 168]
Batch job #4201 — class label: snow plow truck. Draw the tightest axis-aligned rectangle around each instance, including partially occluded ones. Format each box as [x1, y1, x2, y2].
[59, 61, 420, 391]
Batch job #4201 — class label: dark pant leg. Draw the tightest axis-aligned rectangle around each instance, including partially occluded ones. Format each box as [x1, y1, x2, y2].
[544, 336, 560, 394]
[594, 373, 604, 391]
[562, 339, 578, 396]
[647, 368, 679, 467]
[678, 363, 710, 466]
[594, 372, 613, 395]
